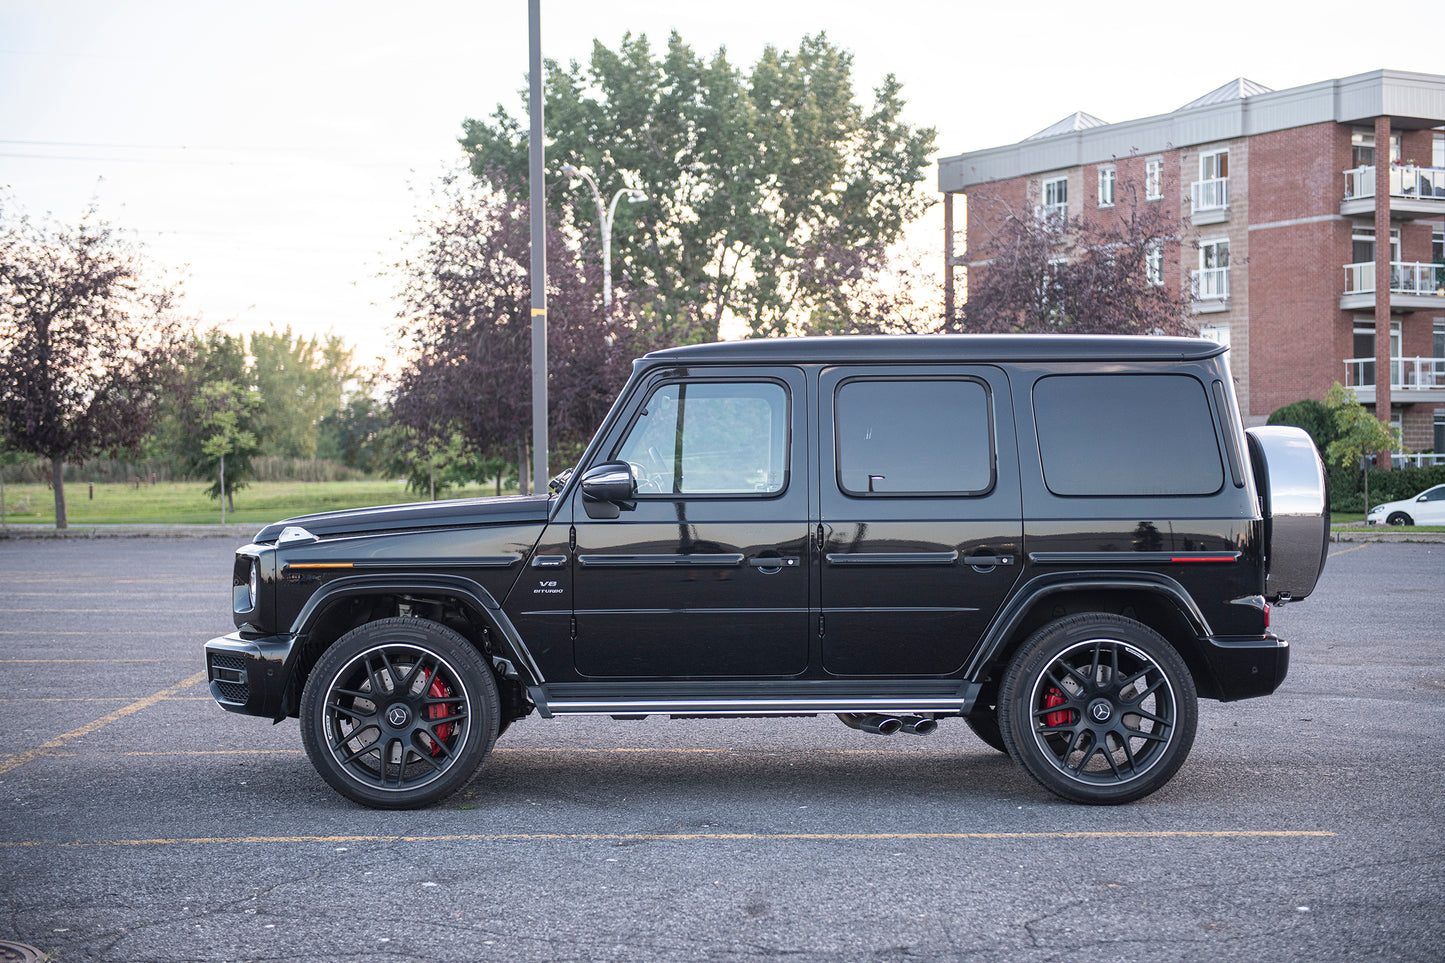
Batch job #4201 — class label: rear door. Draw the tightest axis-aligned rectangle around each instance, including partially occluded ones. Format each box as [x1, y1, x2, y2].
[817, 365, 1022, 676]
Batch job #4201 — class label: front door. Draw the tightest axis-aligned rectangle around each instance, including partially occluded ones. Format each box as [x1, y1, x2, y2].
[571, 367, 811, 678]
[817, 365, 1022, 676]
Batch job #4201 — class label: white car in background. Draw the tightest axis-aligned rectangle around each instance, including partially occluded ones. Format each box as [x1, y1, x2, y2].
[1367, 484, 1445, 526]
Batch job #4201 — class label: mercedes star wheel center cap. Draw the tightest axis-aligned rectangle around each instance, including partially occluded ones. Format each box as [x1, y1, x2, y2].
[387, 704, 412, 728]
[1089, 700, 1113, 723]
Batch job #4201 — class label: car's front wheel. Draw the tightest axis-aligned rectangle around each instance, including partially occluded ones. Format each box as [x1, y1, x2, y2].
[999, 614, 1197, 805]
[300, 617, 499, 809]
[1387, 511, 1414, 526]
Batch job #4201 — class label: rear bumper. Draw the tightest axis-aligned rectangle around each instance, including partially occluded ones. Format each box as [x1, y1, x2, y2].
[1202, 633, 1289, 701]
[204, 631, 297, 720]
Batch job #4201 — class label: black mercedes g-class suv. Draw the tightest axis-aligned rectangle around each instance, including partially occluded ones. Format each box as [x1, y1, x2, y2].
[206, 335, 1329, 807]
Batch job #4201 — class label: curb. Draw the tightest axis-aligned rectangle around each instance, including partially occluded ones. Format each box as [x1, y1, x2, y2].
[1330, 529, 1445, 543]
[0, 524, 257, 540]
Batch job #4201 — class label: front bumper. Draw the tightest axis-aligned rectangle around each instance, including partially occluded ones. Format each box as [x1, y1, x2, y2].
[204, 631, 298, 720]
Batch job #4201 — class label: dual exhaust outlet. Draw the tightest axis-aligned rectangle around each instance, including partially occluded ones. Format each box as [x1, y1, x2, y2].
[836, 712, 937, 737]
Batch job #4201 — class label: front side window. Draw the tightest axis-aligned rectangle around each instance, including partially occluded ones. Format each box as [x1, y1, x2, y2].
[1097, 165, 1116, 207]
[835, 379, 993, 496]
[1033, 374, 1224, 497]
[614, 381, 788, 495]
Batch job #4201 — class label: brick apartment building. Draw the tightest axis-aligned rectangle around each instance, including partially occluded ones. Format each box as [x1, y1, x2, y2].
[938, 69, 1445, 456]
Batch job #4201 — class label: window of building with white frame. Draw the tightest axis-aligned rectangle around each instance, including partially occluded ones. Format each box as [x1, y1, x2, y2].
[1097, 165, 1115, 208]
[1146, 240, 1164, 286]
[1195, 238, 1230, 300]
[1145, 157, 1163, 201]
[1041, 175, 1068, 224]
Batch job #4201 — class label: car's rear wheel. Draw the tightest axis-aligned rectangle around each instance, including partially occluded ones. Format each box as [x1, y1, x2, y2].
[300, 617, 499, 809]
[1387, 511, 1413, 526]
[999, 614, 1196, 805]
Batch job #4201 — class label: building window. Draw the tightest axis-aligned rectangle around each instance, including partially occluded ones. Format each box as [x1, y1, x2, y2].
[1146, 241, 1163, 286]
[1352, 129, 1401, 168]
[1200, 148, 1229, 182]
[1192, 148, 1230, 213]
[1434, 131, 1444, 169]
[1145, 157, 1163, 200]
[1193, 238, 1229, 300]
[1041, 176, 1068, 222]
[1097, 165, 1115, 207]
[1434, 409, 1444, 453]
[1198, 323, 1230, 349]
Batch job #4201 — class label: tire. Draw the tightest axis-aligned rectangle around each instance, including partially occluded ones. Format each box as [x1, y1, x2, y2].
[300, 617, 500, 809]
[963, 705, 1008, 753]
[1386, 512, 1413, 527]
[998, 614, 1197, 805]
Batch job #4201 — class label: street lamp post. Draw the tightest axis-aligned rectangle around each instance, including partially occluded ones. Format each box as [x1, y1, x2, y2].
[562, 163, 645, 313]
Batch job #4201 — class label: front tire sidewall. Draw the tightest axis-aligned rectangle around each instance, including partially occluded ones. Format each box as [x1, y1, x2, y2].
[300, 617, 499, 809]
[999, 614, 1197, 805]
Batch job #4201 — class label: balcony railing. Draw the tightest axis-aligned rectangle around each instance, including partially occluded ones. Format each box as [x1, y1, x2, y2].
[1190, 177, 1229, 213]
[1343, 164, 1445, 200]
[1343, 356, 1445, 391]
[1191, 266, 1229, 300]
[1393, 453, 1445, 468]
[1343, 261, 1445, 296]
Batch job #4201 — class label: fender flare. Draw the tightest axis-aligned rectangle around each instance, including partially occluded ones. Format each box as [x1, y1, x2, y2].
[965, 570, 1213, 680]
[286, 573, 546, 687]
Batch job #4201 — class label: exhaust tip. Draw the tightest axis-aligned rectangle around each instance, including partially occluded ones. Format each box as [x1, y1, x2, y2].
[900, 715, 937, 736]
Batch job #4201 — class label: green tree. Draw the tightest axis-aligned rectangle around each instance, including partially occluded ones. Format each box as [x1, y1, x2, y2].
[148, 331, 263, 503]
[1322, 382, 1400, 469]
[461, 31, 935, 339]
[1267, 398, 1336, 454]
[316, 388, 387, 473]
[198, 380, 260, 521]
[250, 328, 354, 459]
[0, 198, 187, 528]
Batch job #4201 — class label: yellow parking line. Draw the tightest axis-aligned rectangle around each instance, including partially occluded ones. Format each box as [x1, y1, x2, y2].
[0, 829, 1335, 850]
[1328, 543, 1373, 558]
[0, 670, 207, 775]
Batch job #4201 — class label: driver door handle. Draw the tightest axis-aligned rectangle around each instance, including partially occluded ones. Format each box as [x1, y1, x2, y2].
[749, 556, 800, 569]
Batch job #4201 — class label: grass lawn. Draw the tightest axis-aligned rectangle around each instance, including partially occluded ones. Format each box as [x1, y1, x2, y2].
[0, 479, 517, 526]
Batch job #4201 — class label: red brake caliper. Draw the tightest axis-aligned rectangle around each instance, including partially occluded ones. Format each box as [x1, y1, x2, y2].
[1043, 687, 1072, 728]
[427, 670, 453, 755]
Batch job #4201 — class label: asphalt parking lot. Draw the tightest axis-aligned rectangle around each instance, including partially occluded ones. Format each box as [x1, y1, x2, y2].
[1, 535, 1442, 962]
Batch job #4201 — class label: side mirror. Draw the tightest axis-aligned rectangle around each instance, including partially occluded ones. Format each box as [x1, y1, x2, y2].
[580, 461, 636, 519]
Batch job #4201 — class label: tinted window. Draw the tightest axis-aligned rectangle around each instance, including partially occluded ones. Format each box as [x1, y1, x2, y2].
[614, 381, 787, 495]
[1034, 374, 1223, 496]
[835, 379, 993, 495]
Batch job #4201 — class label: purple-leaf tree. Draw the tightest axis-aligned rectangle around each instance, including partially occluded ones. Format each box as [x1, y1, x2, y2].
[0, 199, 188, 528]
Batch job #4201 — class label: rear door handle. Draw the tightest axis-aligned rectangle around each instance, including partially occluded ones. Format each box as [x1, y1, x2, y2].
[962, 554, 1014, 570]
[749, 556, 800, 570]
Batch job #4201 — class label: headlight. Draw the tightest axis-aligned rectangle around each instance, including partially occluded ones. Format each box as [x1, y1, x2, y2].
[233, 557, 259, 614]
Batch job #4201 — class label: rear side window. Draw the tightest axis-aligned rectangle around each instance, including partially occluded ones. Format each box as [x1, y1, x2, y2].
[1033, 374, 1223, 496]
[835, 379, 993, 495]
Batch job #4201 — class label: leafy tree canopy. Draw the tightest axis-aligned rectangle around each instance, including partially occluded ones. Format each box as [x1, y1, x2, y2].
[0, 196, 188, 527]
[460, 31, 936, 339]
[959, 188, 1195, 336]
[1322, 382, 1400, 469]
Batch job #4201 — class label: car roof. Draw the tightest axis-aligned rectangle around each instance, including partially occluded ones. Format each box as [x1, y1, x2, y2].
[641, 334, 1227, 366]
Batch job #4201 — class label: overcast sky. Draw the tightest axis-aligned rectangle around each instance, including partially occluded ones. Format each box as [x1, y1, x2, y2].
[1, 0, 1435, 366]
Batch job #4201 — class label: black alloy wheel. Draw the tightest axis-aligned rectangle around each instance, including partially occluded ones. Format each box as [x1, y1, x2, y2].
[998, 614, 1197, 805]
[300, 617, 499, 809]
[1387, 512, 1414, 526]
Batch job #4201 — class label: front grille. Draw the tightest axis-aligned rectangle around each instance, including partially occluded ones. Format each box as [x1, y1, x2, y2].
[209, 653, 250, 704]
